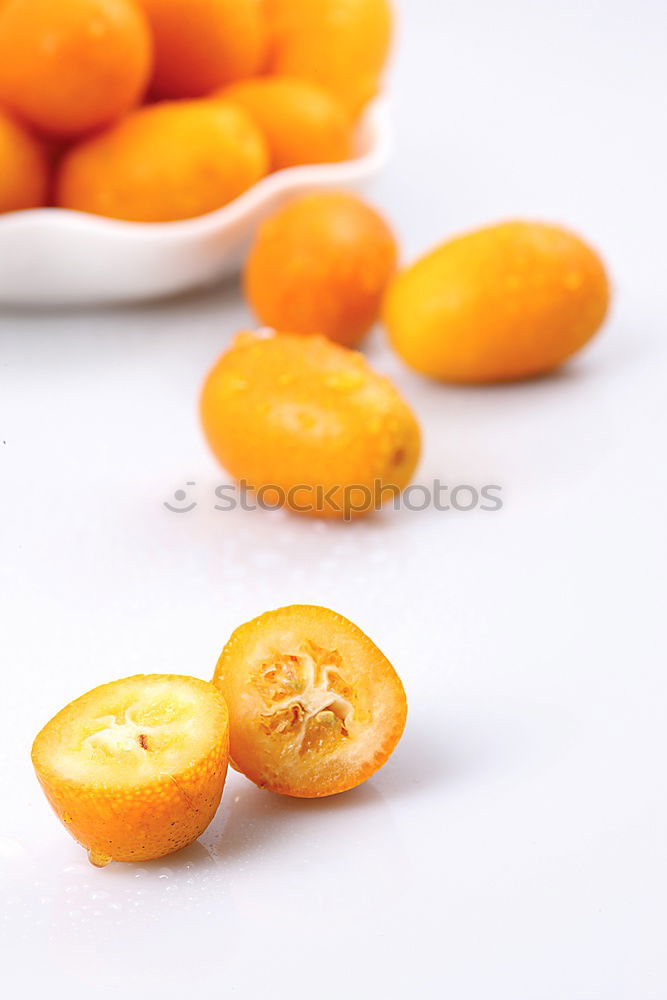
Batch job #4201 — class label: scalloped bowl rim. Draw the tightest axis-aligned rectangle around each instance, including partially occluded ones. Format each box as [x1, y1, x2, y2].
[0, 97, 392, 242]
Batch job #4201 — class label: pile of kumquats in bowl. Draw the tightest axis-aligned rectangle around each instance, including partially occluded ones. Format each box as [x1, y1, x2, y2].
[23, 1, 612, 866]
[0, 0, 390, 220]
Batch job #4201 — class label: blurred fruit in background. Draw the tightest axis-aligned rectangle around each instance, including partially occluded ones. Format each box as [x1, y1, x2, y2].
[266, 0, 393, 117]
[0, 110, 49, 213]
[245, 192, 398, 347]
[0, 0, 614, 390]
[0, 0, 388, 222]
[137, 0, 268, 99]
[218, 75, 352, 171]
[384, 222, 610, 383]
[0, 0, 152, 137]
[56, 100, 269, 222]
[200, 331, 421, 520]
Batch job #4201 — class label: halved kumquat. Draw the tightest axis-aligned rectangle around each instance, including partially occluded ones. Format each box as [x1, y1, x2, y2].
[32, 674, 230, 866]
[213, 605, 407, 798]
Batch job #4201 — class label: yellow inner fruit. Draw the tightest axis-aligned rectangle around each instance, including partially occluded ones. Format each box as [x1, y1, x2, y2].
[46, 678, 217, 785]
[83, 703, 188, 758]
[252, 641, 363, 756]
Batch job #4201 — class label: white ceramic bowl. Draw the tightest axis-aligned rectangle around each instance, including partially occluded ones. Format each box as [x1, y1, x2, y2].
[0, 99, 391, 307]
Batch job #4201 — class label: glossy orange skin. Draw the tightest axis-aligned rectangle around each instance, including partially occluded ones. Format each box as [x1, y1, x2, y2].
[218, 75, 352, 171]
[138, 0, 268, 98]
[56, 100, 268, 222]
[265, 0, 393, 117]
[31, 675, 229, 865]
[0, 0, 152, 138]
[0, 110, 49, 212]
[213, 605, 407, 797]
[200, 331, 420, 519]
[245, 193, 398, 347]
[384, 221, 611, 384]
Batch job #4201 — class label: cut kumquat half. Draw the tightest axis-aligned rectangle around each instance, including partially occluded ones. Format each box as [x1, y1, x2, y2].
[31, 675, 229, 867]
[212, 605, 407, 798]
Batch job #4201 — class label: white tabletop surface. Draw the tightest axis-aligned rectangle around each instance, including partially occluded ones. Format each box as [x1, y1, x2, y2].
[1, 1, 666, 996]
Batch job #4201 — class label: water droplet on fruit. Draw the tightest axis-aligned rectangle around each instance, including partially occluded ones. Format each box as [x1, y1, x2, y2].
[88, 850, 111, 868]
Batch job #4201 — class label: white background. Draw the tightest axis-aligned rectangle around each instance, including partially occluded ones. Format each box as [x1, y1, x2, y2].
[1, 0, 666, 996]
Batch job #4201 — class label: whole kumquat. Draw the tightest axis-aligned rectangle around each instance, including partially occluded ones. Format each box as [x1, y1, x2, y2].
[0, 0, 152, 137]
[200, 330, 421, 520]
[138, 0, 268, 98]
[218, 75, 352, 171]
[265, 0, 393, 117]
[384, 221, 611, 383]
[56, 99, 269, 222]
[244, 192, 398, 347]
